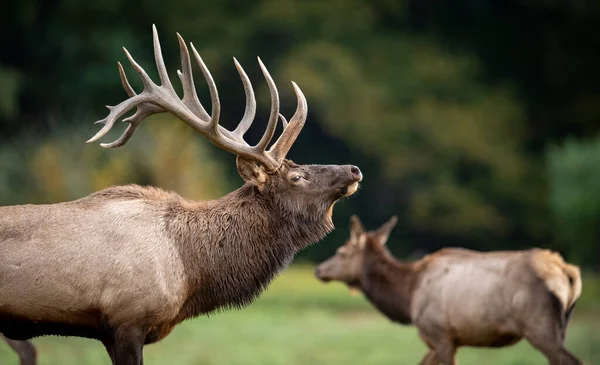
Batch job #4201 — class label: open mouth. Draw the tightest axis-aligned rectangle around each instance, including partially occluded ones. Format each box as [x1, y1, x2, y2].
[340, 182, 359, 197]
[336, 167, 363, 198]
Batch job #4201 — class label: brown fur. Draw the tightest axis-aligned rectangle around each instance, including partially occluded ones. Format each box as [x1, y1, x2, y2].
[315, 215, 583, 365]
[0, 159, 362, 365]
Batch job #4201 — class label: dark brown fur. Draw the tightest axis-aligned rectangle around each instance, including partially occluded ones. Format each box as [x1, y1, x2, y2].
[359, 242, 421, 325]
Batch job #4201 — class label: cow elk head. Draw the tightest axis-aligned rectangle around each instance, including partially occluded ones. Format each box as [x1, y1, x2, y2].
[315, 215, 398, 287]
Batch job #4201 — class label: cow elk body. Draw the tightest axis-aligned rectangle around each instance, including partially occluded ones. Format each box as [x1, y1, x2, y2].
[0, 26, 362, 365]
[315, 216, 583, 365]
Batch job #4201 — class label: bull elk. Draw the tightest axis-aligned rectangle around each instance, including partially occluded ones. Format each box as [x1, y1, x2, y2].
[0, 25, 363, 365]
[315, 215, 583, 365]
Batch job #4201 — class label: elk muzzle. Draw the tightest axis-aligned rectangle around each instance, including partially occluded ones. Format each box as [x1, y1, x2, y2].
[314, 265, 331, 283]
[336, 165, 362, 198]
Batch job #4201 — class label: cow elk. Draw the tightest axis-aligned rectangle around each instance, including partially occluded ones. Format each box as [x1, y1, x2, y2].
[315, 215, 583, 365]
[0, 25, 362, 365]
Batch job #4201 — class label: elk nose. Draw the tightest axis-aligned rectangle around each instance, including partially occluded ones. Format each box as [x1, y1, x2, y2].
[349, 165, 362, 180]
[314, 266, 321, 278]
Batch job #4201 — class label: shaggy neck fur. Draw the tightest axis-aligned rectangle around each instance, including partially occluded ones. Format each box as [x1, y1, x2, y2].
[359, 244, 420, 325]
[163, 183, 335, 321]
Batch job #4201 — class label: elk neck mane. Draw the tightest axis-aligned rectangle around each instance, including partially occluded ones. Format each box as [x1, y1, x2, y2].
[88, 183, 334, 320]
[359, 244, 422, 325]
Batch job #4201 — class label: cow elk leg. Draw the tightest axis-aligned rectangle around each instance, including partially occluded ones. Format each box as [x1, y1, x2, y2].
[527, 340, 581, 365]
[419, 349, 439, 365]
[430, 339, 456, 365]
[525, 337, 582, 365]
[524, 318, 582, 365]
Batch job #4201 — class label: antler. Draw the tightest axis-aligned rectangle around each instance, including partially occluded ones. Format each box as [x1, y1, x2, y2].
[87, 25, 307, 171]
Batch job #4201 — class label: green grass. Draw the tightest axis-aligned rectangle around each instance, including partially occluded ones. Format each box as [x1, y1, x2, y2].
[1, 266, 599, 365]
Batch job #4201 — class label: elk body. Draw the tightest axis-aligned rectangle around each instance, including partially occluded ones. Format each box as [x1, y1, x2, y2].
[0, 26, 362, 365]
[315, 216, 583, 365]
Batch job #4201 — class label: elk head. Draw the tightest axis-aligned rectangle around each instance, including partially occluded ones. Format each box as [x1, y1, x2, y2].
[315, 215, 398, 288]
[86, 25, 362, 225]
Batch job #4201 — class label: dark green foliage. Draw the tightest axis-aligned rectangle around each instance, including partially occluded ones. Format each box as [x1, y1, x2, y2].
[548, 136, 600, 267]
[0, 0, 598, 266]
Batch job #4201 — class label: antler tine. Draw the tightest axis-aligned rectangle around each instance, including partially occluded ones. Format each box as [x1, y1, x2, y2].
[118, 62, 136, 97]
[100, 62, 162, 148]
[190, 43, 221, 134]
[176, 33, 210, 120]
[99, 121, 140, 148]
[123, 47, 155, 91]
[88, 26, 206, 147]
[278, 113, 288, 129]
[117, 61, 163, 119]
[231, 58, 256, 138]
[255, 57, 280, 152]
[268, 82, 308, 162]
[86, 45, 164, 145]
[152, 24, 174, 92]
[87, 96, 145, 144]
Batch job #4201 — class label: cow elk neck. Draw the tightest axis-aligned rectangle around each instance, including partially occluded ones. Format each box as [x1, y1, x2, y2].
[315, 215, 417, 324]
[359, 240, 418, 325]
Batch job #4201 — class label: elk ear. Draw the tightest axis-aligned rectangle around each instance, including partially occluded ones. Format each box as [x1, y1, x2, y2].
[374, 216, 398, 245]
[349, 215, 366, 247]
[236, 156, 268, 188]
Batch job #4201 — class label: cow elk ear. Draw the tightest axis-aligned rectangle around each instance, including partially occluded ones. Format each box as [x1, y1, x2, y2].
[375, 216, 398, 245]
[236, 156, 268, 188]
[349, 215, 367, 247]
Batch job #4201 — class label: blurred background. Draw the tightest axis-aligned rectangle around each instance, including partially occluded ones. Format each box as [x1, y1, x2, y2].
[0, 0, 599, 364]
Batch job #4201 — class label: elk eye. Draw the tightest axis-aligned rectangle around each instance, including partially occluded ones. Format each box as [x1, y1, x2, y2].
[291, 175, 303, 182]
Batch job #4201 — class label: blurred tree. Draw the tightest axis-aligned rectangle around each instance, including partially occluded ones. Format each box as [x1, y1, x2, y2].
[407, 0, 600, 149]
[279, 34, 550, 255]
[547, 136, 600, 267]
[0, 118, 232, 205]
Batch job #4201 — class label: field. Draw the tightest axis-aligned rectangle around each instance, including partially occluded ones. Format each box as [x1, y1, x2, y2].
[1, 265, 598, 365]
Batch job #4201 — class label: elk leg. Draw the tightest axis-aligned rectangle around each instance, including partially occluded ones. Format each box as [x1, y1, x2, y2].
[101, 337, 116, 364]
[524, 319, 582, 365]
[430, 339, 456, 365]
[2, 336, 37, 365]
[527, 342, 581, 365]
[419, 349, 439, 365]
[111, 327, 144, 365]
[525, 335, 582, 365]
